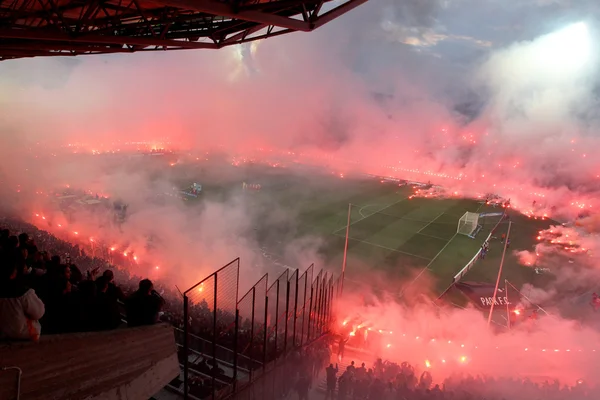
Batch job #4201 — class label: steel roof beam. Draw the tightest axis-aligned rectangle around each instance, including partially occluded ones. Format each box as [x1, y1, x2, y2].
[312, 0, 367, 29]
[158, 0, 312, 31]
[0, 28, 218, 48]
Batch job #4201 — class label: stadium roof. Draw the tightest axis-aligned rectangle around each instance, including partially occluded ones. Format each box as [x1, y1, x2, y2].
[0, 0, 367, 61]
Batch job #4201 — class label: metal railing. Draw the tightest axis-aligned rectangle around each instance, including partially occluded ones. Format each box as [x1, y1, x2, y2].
[181, 259, 339, 399]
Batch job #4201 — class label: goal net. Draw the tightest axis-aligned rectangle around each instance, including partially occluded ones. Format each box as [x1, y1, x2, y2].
[457, 212, 480, 236]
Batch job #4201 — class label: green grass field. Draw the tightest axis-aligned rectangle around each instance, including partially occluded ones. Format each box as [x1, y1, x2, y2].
[309, 187, 508, 293]
[198, 165, 554, 299]
[274, 175, 552, 297]
[239, 172, 504, 293]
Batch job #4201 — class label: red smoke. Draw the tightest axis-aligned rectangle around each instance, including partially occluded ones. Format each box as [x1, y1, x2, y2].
[2, 1, 600, 392]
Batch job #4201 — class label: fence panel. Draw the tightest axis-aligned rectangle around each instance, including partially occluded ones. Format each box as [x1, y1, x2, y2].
[235, 273, 267, 388]
[181, 259, 339, 400]
[216, 259, 239, 349]
[309, 269, 322, 341]
[287, 269, 298, 354]
[301, 264, 314, 346]
[183, 259, 239, 400]
[275, 270, 289, 359]
[297, 269, 308, 347]
[328, 275, 335, 326]
[230, 335, 332, 400]
[184, 273, 216, 400]
[265, 270, 288, 363]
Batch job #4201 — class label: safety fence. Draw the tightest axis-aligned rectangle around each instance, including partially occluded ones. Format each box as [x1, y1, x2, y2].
[452, 249, 483, 284]
[229, 334, 332, 400]
[181, 259, 341, 399]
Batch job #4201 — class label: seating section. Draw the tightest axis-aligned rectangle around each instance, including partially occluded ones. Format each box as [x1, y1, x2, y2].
[0, 324, 179, 400]
[0, 217, 336, 399]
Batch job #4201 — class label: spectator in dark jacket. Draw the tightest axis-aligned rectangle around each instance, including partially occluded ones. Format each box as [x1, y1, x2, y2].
[125, 279, 164, 327]
[95, 276, 122, 330]
[98, 269, 125, 303]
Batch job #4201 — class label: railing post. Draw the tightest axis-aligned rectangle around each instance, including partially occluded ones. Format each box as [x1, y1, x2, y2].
[212, 275, 218, 400]
[233, 308, 239, 393]
[274, 279, 280, 361]
[263, 295, 269, 371]
[300, 272, 307, 346]
[307, 286, 314, 342]
[284, 279, 290, 354]
[292, 272, 299, 348]
[329, 281, 334, 326]
[183, 294, 189, 400]
[321, 285, 329, 333]
[318, 276, 325, 335]
[249, 287, 255, 381]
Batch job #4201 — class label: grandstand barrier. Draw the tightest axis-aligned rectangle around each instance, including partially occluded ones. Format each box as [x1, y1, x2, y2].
[453, 250, 482, 283]
[0, 323, 179, 400]
[228, 334, 330, 400]
[181, 259, 338, 400]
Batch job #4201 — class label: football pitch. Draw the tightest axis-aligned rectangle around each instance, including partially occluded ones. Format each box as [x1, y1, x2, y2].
[213, 166, 554, 298]
[315, 190, 503, 293]
[266, 175, 554, 297]
[259, 177, 500, 294]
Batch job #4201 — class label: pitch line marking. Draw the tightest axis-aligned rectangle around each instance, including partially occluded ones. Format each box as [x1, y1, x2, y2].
[358, 204, 379, 218]
[426, 233, 458, 269]
[376, 213, 457, 225]
[417, 212, 446, 234]
[415, 232, 452, 242]
[333, 233, 431, 261]
[402, 202, 490, 298]
[331, 196, 409, 235]
[399, 232, 459, 298]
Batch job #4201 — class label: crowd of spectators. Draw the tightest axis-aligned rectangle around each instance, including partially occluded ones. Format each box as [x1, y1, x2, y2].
[0, 217, 334, 399]
[6, 218, 596, 400]
[0, 217, 165, 340]
[323, 359, 599, 400]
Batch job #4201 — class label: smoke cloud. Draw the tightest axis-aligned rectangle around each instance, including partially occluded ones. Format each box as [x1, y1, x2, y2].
[3, 0, 600, 391]
[334, 283, 600, 392]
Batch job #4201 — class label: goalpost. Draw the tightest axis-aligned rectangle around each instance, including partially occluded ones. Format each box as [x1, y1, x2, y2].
[457, 212, 480, 236]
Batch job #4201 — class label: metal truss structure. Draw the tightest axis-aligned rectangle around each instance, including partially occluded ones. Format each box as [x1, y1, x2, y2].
[0, 0, 368, 61]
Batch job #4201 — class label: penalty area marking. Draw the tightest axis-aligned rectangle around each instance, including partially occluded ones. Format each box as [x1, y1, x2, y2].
[332, 196, 409, 235]
[358, 204, 380, 218]
[425, 233, 458, 269]
[399, 232, 458, 298]
[332, 232, 431, 261]
[416, 211, 446, 234]
[415, 232, 453, 242]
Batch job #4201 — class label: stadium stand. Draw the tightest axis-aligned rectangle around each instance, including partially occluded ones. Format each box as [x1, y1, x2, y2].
[0, 216, 338, 399]
[316, 356, 600, 400]
[0, 324, 179, 400]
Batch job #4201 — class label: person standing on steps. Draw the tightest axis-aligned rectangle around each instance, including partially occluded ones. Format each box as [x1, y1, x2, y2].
[325, 363, 338, 400]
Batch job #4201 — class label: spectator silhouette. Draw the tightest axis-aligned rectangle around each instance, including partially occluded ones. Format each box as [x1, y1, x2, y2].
[95, 276, 122, 330]
[99, 269, 125, 302]
[295, 371, 311, 400]
[0, 261, 45, 340]
[325, 363, 338, 399]
[125, 279, 164, 327]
